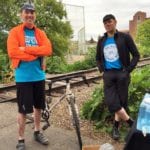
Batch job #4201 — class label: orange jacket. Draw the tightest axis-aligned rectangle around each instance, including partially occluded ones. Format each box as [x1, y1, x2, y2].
[7, 23, 52, 69]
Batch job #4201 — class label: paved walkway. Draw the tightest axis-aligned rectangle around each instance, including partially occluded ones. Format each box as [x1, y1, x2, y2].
[0, 102, 100, 150]
[0, 124, 100, 150]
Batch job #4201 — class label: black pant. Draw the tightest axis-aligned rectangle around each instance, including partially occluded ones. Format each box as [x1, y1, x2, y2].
[16, 80, 46, 114]
[103, 70, 130, 113]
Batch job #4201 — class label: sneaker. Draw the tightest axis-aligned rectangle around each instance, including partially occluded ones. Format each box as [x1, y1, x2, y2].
[34, 132, 49, 145]
[112, 127, 120, 140]
[16, 142, 25, 150]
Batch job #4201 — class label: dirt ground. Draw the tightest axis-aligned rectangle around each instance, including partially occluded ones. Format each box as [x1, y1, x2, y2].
[49, 82, 125, 150]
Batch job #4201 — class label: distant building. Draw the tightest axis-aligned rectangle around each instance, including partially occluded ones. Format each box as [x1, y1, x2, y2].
[119, 29, 129, 34]
[129, 11, 150, 39]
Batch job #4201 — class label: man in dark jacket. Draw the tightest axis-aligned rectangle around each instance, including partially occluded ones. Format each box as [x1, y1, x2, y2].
[96, 14, 140, 140]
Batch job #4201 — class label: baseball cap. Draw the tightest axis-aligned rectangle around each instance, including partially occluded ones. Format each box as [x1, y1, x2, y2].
[21, 3, 35, 12]
[103, 14, 116, 22]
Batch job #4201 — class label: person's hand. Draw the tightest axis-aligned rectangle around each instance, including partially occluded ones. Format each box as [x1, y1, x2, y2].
[19, 47, 25, 51]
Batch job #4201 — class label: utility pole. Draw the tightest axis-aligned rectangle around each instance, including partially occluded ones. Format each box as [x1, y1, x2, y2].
[28, 0, 32, 4]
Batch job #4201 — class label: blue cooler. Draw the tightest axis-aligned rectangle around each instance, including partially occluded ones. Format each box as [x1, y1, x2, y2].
[137, 93, 150, 136]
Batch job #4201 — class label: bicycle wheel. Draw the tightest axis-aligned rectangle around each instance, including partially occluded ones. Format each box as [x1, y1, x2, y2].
[69, 97, 82, 150]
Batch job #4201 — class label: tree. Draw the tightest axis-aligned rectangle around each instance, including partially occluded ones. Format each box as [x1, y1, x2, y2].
[0, 0, 19, 52]
[35, 0, 72, 57]
[135, 19, 150, 57]
[0, 0, 73, 57]
[0, 0, 73, 81]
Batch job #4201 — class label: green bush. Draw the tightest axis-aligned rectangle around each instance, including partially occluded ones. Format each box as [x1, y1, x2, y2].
[46, 56, 66, 73]
[46, 47, 96, 74]
[80, 84, 112, 130]
[137, 44, 150, 58]
[0, 50, 13, 82]
[80, 65, 150, 136]
[135, 19, 150, 58]
[128, 65, 150, 118]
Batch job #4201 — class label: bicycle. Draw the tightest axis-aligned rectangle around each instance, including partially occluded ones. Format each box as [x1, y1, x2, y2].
[27, 75, 89, 150]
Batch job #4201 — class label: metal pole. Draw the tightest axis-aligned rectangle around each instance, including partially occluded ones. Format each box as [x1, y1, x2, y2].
[29, 0, 32, 4]
[82, 5, 86, 54]
[63, 3, 86, 54]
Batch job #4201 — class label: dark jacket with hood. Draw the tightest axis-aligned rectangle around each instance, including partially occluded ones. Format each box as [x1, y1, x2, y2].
[96, 31, 140, 73]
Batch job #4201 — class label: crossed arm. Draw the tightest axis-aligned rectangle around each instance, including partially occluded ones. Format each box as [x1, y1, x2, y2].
[7, 29, 52, 62]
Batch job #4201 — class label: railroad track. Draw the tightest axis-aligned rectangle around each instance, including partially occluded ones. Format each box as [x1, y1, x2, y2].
[0, 57, 150, 103]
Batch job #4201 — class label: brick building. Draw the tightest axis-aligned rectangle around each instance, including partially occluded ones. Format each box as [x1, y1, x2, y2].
[129, 11, 149, 39]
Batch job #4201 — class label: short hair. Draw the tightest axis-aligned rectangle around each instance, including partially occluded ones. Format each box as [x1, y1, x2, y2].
[103, 14, 116, 23]
[20, 3, 35, 12]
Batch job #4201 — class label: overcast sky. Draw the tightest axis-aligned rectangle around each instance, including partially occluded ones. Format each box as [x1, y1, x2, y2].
[62, 0, 150, 40]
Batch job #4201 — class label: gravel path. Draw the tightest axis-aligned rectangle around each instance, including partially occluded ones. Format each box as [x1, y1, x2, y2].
[49, 82, 124, 150]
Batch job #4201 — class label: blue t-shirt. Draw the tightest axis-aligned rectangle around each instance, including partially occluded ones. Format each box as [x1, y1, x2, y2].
[103, 37, 122, 69]
[15, 28, 45, 82]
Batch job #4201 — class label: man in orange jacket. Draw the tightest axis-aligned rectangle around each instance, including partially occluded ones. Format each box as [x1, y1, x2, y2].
[7, 3, 52, 150]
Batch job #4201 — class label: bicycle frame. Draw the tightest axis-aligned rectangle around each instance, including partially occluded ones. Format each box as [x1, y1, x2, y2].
[42, 79, 77, 129]
[26, 76, 88, 149]
[42, 78, 83, 149]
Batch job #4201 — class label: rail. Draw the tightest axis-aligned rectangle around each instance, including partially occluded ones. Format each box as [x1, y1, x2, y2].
[0, 57, 149, 103]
